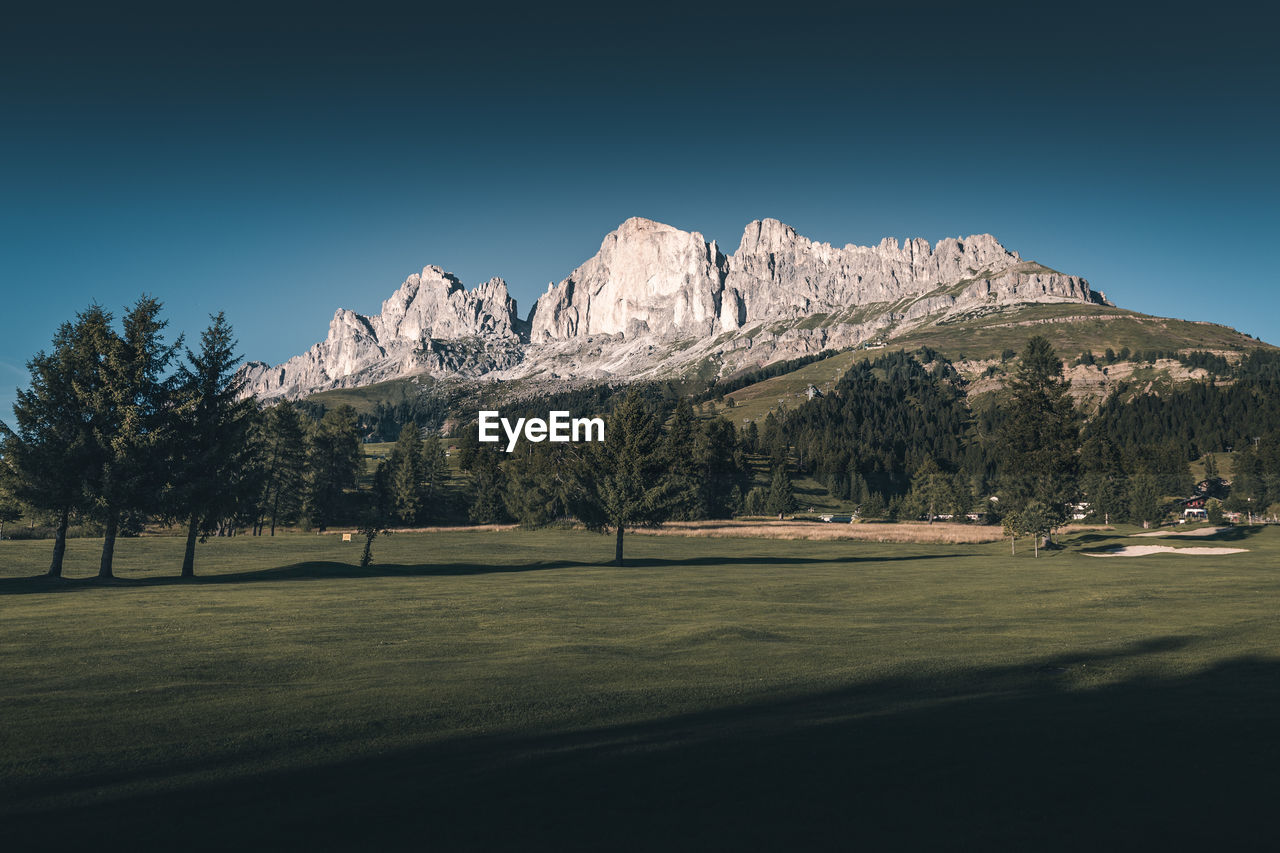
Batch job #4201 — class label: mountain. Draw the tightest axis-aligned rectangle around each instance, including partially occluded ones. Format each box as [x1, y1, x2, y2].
[241, 217, 1113, 401]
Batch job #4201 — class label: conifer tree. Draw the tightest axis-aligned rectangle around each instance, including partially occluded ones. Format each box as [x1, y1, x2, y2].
[949, 472, 974, 521]
[997, 336, 1080, 539]
[421, 432, 450, 513]
[1203, 452, 1219, 481]
[85, 297, 181, 579]
[664, 399, 702, 520]
[389, 424, 425, 524]
[468, 448, 508, 524]
[567, 392, 674, 566]
[694, 416, 751, 519]
[503, 445, 564, 527]
[1080, 426, 1128, 524]
[0, 306, 112, 575]
[255, 402, 307, 535]
[304, 405, 362, 531]
[1128, 469, 1163, 529]
[907, 458, 951, 523]
[1206, 497, 1224, 525]
[849, 469, 870, 506]
[765, 463, 796, 516]
[861, 491, 885, 519]
[170, 313, 257, 577]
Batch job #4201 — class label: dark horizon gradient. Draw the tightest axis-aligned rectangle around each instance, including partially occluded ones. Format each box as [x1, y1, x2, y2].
[3, 1, 1277, 419]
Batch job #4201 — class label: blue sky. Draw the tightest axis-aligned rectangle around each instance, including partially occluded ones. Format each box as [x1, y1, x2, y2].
[2, 1, 1277, 420]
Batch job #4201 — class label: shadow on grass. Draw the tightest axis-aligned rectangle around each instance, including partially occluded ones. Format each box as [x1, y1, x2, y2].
[4, 635, 1277, 851]
[0, 554, 951, 595]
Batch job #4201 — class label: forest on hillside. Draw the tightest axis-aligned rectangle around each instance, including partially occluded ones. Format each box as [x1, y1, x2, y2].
[6, 299, 1280, 575]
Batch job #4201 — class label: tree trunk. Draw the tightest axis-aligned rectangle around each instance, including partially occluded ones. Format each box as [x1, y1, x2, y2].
[615, 525, 624, 567]
[98, 510, 118, 579]
[48, 506, 70, 577]
[1033, 535, 1039, 558]
[1011, 535, 1015, 556]
[181, 514, 199, 578]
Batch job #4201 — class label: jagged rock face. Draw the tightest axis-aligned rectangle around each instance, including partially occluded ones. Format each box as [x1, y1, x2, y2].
[239, 270, 525, 400]
[375, 267, 526, 343]
[725, 220, 1025, 322]
[241, 217, 1110, 401]
[530, 218, 728, 341]
[530, 218, 1103, 341]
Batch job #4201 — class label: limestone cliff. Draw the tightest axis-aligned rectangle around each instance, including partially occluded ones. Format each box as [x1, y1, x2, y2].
[241, 218, 1109, 400]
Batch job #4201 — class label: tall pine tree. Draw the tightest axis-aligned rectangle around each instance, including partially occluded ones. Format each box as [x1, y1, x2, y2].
[170, 313, 257, 577]
[468, 448, 508, 524]
[568, 392, 675, 566]
[254, 402, 307, 535]
[85, 297, 180, 578]
[765, 463, 796, 516]
[390, 424, 426, 524]
[0, 306, 113, 575]
[997, 336, 1080, 538]
[304, 405, 362, 531]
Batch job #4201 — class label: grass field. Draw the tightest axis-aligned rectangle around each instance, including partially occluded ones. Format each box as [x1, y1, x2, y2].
[2, 526, 1278, 850]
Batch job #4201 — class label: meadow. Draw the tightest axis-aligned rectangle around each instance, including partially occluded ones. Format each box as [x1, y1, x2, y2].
[2, 525, 1277, 850]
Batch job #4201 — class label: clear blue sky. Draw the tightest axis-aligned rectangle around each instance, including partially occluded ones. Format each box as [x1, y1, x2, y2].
[3, 1, 1277, 420]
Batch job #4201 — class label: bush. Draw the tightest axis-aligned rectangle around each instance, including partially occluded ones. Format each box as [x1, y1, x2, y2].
[1206, 498, 1224, 525]
[742, 487, 769, 516]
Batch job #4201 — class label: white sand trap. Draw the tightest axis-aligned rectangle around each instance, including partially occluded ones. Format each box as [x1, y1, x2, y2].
[1086, 545, 1248, 557]
[1131, 526, 1232, 538]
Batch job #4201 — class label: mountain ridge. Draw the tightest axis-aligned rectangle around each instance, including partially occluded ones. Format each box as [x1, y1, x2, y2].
[241, 217, 1111, 401]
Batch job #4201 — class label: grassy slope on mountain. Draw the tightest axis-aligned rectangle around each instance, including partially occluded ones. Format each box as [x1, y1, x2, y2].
[709, 304, 1273, 425]
[305, 375, 434, 414]
[891, 303, 1267, 361]
[708, 350, 861, 426]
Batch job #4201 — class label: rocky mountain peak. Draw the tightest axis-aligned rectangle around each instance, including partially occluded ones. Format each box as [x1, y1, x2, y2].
[242, 217, 1109, 401]
[530, 217, 728, 342]
[736, 218, 801, 255]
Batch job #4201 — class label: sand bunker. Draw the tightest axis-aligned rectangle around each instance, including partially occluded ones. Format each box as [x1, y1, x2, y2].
[1086, 545, 1248, 557]
[1131, 526, 1231, 538]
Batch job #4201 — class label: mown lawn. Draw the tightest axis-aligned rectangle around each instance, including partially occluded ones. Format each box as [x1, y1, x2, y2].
[2, 526, 1278, 850]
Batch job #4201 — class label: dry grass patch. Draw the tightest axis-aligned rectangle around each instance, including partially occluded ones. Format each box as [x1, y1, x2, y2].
[635, 520, 1005, 544]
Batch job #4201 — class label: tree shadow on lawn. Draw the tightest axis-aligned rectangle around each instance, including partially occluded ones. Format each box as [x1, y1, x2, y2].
[5, 634, 1278, 851]
[0, 554, 952, 595]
